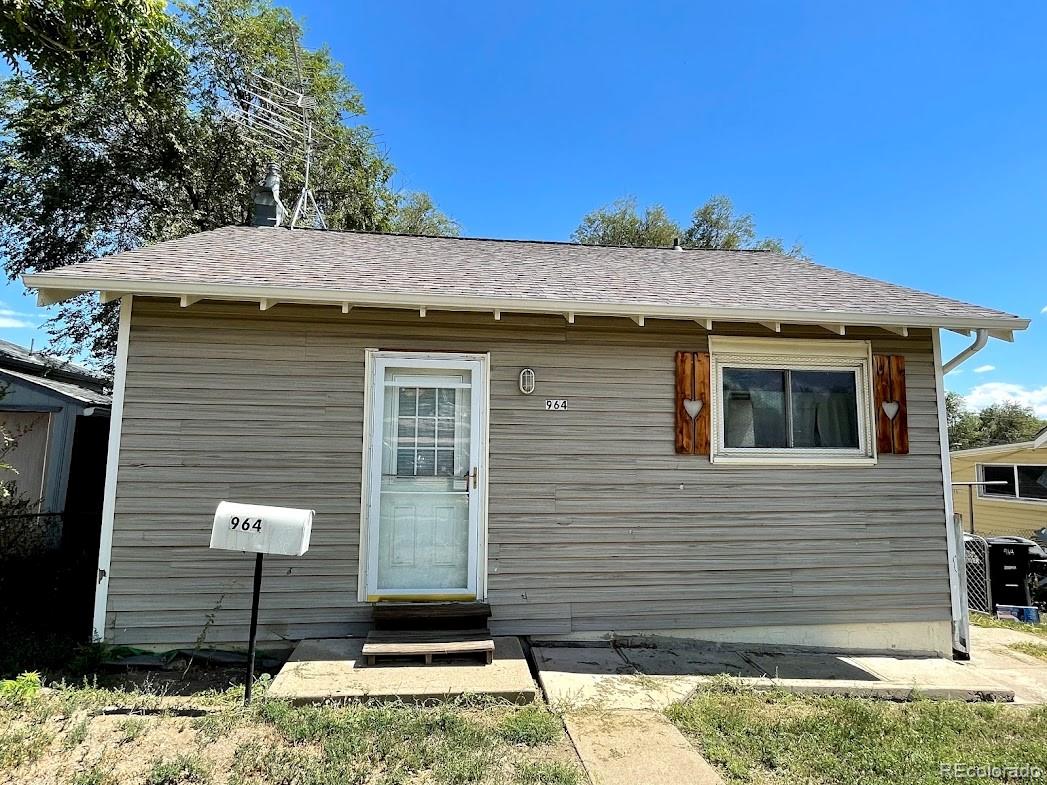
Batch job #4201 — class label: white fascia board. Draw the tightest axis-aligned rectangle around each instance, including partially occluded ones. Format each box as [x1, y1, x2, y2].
[949, 441, 1039, 458]
[22, 274, 1032, 333]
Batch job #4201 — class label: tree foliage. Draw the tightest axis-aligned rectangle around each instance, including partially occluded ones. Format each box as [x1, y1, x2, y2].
[0, 0, 171, 87]
[947, 392, 1046, 450]
[389, 192, 460, 237]
[572, 194, 805, 256]
[571, 197, 680, 248]
[0, 0, 450, 374]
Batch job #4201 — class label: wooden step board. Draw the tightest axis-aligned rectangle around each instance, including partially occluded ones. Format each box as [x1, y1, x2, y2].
[372, 602, 492, 631]
[362, 630, 495, 666]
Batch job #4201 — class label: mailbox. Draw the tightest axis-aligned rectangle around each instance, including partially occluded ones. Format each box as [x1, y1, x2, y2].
[210, 501, 313, 557]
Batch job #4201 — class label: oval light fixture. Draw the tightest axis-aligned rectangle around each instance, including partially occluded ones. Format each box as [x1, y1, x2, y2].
[519, 368, 536, 395]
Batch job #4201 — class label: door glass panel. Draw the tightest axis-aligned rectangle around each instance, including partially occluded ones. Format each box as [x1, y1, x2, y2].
[376, 366, 472, 591]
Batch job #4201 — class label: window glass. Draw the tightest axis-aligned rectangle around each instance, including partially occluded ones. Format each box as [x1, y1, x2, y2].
[982, 465, 1016, 497]
[723, 369, 787, 448]
[1017, 465, 1047, 500]
[722, 367, 859, 450]
[387, 381, 466, 478]
[790, 371, 859, 449]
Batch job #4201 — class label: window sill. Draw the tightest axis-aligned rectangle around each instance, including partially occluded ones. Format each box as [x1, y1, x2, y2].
[711, 451, 878, 467]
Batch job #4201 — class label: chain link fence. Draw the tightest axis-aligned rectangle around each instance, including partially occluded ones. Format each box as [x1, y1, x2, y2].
[963, 532, 992, 614]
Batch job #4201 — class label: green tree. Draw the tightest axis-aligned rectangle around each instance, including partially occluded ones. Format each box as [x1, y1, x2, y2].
[946, 391, 983, 450]
[977, 401, 1046, 447]
[573, 194, 804, 255]
[0, 0, 170, 86]
[571, 197, 680, 247]
[946, 392, 1046, 450]
[390, 192, 460, 237]
[0, 0, 449, 374]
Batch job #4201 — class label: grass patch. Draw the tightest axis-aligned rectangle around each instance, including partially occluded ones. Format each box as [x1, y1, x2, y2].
[970, 612, 1047, 639]
[145, 754, 210, 784]
[497, 705, 562, 746]
[1009, 641, 1047, 662]
[514, 761, 583, 785]
[65, 717, 90, 748]
[0, 722, 54, 769]
[667, 681, 1047, 784]
[2, 681, 579, 785]
[72, 760, 117, 785]
[119, 716, 148, 743]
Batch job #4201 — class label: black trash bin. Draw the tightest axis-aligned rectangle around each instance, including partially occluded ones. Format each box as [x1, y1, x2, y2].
[987, 536, 1042, 608]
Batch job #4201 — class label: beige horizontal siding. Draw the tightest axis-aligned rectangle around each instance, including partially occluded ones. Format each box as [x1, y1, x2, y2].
[105, 299, 951, 647]
[951, 448, 1047, 538]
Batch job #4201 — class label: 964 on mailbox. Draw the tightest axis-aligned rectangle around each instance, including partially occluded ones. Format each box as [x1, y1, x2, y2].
[210, 501, 313, 556]
[210, 501, 314, 705]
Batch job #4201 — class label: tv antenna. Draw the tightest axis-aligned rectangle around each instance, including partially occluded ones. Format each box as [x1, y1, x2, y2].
[226, 36, 330, 229]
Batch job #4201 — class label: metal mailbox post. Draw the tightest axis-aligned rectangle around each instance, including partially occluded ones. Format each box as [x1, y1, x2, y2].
[210, 501, 314, 704]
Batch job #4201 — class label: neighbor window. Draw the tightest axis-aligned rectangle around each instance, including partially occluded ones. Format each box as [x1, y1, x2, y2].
[979, 464, 1047, 502]
[709, 336, 875, 465]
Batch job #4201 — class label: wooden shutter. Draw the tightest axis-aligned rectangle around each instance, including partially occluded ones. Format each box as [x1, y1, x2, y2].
[675, 351, 710, 456]
[873, 354, 909, 455]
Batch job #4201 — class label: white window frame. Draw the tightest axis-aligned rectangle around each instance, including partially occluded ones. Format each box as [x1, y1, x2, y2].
[978, 462, 1047, 505]
[708, 336, 877, 466]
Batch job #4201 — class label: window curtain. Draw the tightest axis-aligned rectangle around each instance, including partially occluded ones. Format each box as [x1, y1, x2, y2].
[792, 391, 858, 448]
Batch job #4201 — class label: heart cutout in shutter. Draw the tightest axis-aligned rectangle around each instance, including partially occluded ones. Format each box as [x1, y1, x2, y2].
[683, 399, 703, 419]
[882, 401, 900, 421]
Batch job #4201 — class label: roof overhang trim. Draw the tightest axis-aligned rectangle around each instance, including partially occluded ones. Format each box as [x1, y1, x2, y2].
[23, 274, 1032, 333]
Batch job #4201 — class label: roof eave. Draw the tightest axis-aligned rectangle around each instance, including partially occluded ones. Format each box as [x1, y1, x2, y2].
[22, 273, 1032, 334]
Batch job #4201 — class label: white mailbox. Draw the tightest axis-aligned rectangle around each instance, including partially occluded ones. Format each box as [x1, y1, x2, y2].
[210, 501, 313, 557]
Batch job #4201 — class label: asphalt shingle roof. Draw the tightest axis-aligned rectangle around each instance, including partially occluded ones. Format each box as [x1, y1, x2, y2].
[25, 226, 1026, 328]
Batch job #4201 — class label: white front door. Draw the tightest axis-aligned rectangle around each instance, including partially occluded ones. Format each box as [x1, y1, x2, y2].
[364, 353, 487, 601]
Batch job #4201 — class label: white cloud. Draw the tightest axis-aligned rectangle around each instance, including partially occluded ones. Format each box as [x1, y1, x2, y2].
[1042, 304, 1047, 314]
[0, 316, 36, 329]
[965, 382, 1047, 417]
[946, 368, 963, 376]
[973, 364, 995, 373]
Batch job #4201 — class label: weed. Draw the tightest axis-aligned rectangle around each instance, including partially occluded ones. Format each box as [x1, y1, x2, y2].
[515, 760, 583, 785]
[0, 722, 54, 769]
[72, 760, 117, 785]
[1009, 641, 1047, 661]
[65, 716, 90, 748]
[497, 705, 562, 746]
[0, 671, 41, 702]
[145, 753, 210, 784]
[970, 613, 1047, 640]
[120, 716, 148, 743]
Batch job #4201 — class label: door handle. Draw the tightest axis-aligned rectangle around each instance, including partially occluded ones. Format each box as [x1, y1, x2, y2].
[471, 466, 478, 490]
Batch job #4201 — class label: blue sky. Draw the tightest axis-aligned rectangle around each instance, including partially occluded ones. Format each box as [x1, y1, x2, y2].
[2, 1, 1045, 413]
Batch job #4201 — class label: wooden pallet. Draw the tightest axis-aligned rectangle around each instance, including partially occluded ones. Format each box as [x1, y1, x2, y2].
[361, 630, 495, 666]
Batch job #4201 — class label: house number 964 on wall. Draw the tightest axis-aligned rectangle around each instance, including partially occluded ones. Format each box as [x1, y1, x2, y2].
[545, 399, 568, 411]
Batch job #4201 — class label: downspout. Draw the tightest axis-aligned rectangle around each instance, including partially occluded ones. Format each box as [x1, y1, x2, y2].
[936, 326, 989, 660]
[942, 329, 989, 374]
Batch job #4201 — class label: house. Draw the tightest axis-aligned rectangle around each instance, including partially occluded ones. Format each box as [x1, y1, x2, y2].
[951, 426, 1047, 539]
[23, 224, 1030, 659]
[0, 339, 110, 556]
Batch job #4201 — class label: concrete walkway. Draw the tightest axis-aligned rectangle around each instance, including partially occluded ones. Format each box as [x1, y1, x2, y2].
[532, 630, 1047, 708]
[565, 710, 725, 785]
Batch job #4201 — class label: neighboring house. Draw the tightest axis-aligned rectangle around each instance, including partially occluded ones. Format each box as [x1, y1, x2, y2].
[951, 427, 1047, 539]
[24, 224, 1029, 659]
[0, 340, 110, 523]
